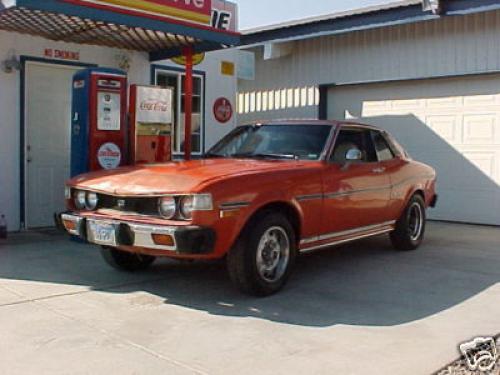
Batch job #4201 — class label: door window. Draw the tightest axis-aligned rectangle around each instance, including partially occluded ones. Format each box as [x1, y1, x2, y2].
[330, 128, 378, 163]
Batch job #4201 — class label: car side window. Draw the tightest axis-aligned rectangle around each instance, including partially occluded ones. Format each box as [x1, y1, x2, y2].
[330, 128, 378, 163]
[371, 130, 395, 162]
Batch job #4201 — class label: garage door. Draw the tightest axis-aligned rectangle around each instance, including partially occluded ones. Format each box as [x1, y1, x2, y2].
[327, 75, 500, 225]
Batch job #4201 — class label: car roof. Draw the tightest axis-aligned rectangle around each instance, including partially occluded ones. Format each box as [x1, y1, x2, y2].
[241, 119, 381, 130]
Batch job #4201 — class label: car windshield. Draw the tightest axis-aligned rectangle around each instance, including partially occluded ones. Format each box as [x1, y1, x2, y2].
[206, 124, 333, 160]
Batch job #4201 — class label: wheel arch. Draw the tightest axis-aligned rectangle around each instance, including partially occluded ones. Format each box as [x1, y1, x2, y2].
[241, 201, 303, 245]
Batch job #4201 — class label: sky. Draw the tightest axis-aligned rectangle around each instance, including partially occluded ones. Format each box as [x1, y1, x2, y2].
[232, 0, 395, 30]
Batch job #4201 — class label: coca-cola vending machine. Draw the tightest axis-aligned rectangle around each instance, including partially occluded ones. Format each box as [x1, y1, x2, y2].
[129, 85, 174, 164]
[71, 68, 128, 176]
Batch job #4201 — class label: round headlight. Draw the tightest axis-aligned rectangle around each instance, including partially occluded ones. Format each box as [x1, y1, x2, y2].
[179, 196, 194, 220]
[158, 197, 176, 219]
[75, 191, 86, 210]
[86, 192, 98, 211]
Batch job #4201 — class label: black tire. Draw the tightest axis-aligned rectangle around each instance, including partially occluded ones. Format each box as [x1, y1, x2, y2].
[227, 211, 297, 297]
[100, 246, 156, 272]
[390, 194, 426, 251]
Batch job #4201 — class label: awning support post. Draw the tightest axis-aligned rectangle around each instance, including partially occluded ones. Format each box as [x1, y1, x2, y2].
[183, 46, 194, 161]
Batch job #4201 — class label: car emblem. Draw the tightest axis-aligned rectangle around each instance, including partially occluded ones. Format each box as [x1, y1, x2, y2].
[117, 199, 126, 209]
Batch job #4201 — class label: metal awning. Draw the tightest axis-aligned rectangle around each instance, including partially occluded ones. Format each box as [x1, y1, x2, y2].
[0, 0, 240, 61]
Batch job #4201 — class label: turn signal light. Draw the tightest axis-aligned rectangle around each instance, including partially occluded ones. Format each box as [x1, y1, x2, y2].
[220, 209, 240, 218]
[151, 234, 175, 247]
[63, 220, 77, 231]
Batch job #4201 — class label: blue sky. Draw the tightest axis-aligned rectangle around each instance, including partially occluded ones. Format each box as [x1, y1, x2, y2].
[232, 0, 394, 30]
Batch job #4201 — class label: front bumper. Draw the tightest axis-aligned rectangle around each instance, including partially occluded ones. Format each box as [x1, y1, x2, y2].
[55, 212, 216, 255]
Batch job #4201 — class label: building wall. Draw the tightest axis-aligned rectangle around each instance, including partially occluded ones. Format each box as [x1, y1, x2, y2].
[0, 30, 237, 231]
[237, 10, 500, 123]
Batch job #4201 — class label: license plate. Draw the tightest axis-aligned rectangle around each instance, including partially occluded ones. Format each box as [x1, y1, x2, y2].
[88, 221, 116, 246]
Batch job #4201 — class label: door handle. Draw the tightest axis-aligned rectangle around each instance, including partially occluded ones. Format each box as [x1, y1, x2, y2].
[372, 167, 386, 173]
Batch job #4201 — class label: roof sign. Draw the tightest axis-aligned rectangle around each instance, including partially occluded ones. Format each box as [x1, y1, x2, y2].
[61, 0, 212, 25]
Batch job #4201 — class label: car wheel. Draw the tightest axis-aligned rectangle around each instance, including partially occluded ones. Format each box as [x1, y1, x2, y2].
[100, 246, 156, 272]
[227, 211, 297, 296]
[390, 194, 426, 251]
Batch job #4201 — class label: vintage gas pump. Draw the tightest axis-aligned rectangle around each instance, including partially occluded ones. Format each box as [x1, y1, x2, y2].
[71, 68, 128, 177]
[129, 85, 174, 164]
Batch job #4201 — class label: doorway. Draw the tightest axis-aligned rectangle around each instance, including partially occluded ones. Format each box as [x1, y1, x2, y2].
[24, 60, 85, 228]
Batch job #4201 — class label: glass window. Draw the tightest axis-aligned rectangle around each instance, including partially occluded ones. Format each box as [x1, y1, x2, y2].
[207, 124, 332, 161]
[156, 70, 204, 155]
[371, 130, 395, 161]
[331, 128, 378, 163]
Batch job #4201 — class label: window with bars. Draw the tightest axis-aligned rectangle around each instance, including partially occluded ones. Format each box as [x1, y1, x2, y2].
[237, 86, 320, 114]
[156, 69, 204, 155]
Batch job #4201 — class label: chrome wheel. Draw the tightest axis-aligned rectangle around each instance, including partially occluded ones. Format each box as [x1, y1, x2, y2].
[256, 226, 290, 283]
[408, 202, 424, 241]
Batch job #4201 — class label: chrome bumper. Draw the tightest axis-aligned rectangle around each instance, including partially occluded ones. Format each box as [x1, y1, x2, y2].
[57, 213, 215, 254]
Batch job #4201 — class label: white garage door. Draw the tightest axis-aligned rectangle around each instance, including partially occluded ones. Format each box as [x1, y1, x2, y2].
[328, 75, 500, 225]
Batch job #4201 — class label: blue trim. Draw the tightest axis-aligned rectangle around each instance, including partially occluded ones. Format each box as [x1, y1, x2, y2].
[17, 0, 239, 47]
[241, 0, 500, 45]
[150, 64, 207, 156]
[19, 55, 96, 228]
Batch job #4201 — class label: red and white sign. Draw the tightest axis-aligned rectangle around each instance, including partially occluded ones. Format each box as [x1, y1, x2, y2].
[62, 0, 212, 25]
[97, 142, 122, 169]
[44, 48, 80, 61]
[211, 0, 237, 31]
[136, 86, 173, 124]
[213, 97, 233, 123]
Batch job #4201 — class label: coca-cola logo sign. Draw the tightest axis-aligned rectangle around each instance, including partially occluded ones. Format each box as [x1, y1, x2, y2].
[136, 86, 173, 124]
[213, 97, 233, 124]
[139, 100, 170, 112]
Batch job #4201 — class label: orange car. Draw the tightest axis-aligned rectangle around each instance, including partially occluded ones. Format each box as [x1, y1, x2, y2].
[58, 120, 437, 296]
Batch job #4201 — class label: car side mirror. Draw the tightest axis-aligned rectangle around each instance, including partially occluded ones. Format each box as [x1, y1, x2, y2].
[341, 149, 362, 171]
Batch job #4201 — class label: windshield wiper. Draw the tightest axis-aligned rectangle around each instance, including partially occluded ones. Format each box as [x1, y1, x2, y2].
[232, 153, 297, 160]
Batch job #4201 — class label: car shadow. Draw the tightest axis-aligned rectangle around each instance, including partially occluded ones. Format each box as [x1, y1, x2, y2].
[1, 222, 498, 328]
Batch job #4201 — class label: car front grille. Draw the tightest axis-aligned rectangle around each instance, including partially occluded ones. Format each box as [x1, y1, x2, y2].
[96, 194, 159, 216]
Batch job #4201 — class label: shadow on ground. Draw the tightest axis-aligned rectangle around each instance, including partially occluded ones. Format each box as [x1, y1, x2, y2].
[0, 223, 498, 328]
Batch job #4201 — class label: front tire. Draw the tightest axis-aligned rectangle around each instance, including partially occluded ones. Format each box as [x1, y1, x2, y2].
[390, 194, 426, 251]
[227, 212, 297, 296]
[100, 246, 156, 272]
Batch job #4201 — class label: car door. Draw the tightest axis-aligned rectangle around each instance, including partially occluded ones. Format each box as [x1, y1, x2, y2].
[322, 126, 392, 235]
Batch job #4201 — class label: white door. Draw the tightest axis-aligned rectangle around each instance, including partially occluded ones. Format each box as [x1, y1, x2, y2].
[25, 62, 81, 228]
[328, 75, 500, 225]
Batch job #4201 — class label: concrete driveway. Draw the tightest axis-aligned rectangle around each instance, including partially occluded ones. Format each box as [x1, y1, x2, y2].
[0, 222, 498, 375]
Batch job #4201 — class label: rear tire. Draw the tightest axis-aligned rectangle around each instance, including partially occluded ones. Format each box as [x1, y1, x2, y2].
[100, 246, 156, 272]
[227, 212, 297, 296]
[390, 194, 426, 251]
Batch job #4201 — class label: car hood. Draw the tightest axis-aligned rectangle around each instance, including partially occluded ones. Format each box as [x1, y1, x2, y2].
[68, 159, 311, 195]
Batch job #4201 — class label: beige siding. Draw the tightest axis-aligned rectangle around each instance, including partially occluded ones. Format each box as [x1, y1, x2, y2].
[238, 10, 500, 123]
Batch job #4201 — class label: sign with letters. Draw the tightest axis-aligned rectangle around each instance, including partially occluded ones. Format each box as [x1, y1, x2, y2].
[61, 0, 213, 25]
[136, 86, 173, 124]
